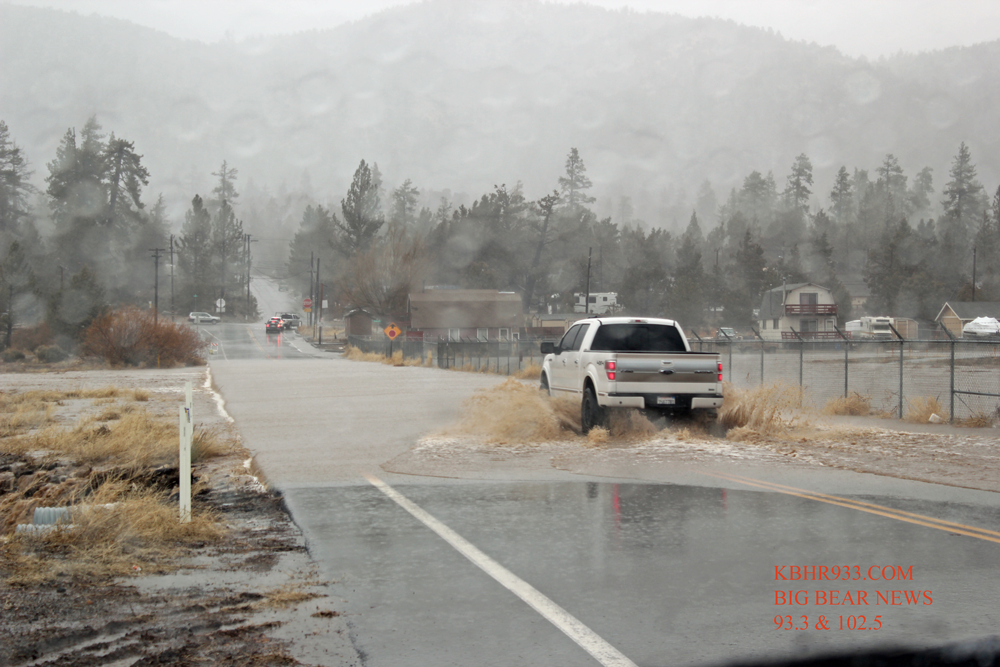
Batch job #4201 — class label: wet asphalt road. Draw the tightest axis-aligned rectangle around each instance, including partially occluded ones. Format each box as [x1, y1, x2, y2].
[207, 283, 1000, 666]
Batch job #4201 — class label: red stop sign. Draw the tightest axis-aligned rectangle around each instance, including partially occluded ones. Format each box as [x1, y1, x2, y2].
[303, 298, 313, 308]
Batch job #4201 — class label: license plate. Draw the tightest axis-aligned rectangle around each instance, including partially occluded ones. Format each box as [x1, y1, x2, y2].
[657, 396, 676, 405]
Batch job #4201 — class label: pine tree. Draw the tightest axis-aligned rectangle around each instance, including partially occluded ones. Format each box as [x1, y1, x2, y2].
[0, 121, 33, 235]
[829, 166, 854, 225]
[558, 148, 595, 208]
[337, 160, 384, 255]
[211, 160, 239, 208]
[783, 153, 813, 215]
[390, 179, 420, 226]
[941, 142, 984, 252]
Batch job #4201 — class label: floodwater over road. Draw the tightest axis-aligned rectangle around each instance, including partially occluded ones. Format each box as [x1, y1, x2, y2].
[287, 480, 1000, 667]
[207, 281, 1000, 666]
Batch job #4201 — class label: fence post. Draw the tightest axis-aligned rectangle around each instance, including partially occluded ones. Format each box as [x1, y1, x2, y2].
[834, 325, 849, 399]
[889, 323, 905, 419]
[689, 330, 704, 353]
[717, 328, 734, 382]
[751, 327, 764, 385]
[789, 326, 804, 389]
[940, 324, 956, 422]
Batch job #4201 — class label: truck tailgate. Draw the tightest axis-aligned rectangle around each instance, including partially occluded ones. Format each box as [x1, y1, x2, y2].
[612, 353, 720, 394]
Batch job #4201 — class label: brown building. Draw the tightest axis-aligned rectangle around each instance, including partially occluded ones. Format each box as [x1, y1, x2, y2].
[935, 302, 1000, 337]
[407, 289, 524, 341]
[344, 309, 375, 336]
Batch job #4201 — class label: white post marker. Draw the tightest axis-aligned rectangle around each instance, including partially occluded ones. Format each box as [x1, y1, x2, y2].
[179, 381, 193, 523]
[364, 474, 637, 667]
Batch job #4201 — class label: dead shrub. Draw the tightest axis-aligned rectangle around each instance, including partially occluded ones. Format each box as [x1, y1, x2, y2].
[904, 396, 945, 423]
[718, 382, 804, 435]
[823, 392, 872, 416]
[2, 348, 26, 362]
[10, 322, 53, 351]
[132, 388, 150, 402]
[82, 306, 207, 367]
[954, 411, 995, 428]
[35, 344, 68, 363]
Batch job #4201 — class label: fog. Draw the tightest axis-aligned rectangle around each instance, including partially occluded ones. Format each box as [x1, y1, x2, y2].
[2, 0, 1000, 351]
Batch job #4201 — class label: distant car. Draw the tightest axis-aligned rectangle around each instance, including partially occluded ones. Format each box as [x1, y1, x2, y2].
[265, 318, 283, 334]
[963, 316, 1000, 337]
[715, 327, 742, 340]
[188, 312, 220, 324]
[275, 313, 301, 330]
[278, 285, 289, 292]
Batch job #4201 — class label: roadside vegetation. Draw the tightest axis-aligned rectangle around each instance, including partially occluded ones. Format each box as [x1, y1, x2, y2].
[0, 386, 229, 584]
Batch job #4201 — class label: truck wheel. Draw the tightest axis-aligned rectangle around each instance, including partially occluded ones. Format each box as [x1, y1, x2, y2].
[539, 373, 551, 396]
[581, 385, 606, 434]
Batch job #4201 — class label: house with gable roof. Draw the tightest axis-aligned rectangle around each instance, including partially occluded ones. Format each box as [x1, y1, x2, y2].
[757, 282, 839, 341]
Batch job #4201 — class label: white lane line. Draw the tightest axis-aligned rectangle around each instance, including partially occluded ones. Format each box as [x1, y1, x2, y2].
[203, 368, 234, 423]
[363, 474, 638, 667]
[199, 327, 228, 360]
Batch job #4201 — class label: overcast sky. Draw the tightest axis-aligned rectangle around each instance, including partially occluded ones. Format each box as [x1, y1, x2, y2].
[7, 0, 1000, 59]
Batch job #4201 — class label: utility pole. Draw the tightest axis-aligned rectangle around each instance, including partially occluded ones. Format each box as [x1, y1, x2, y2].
[315, 257, 322, 341]
[169, 235, 175, 320]
[309, 252, 315, 327]
[585, 246, 592, 315]
[972, 246, 977, 302]
[58, 265, 65, 292]
[245, 234, 257, 321]
[150, 248, 165, 324]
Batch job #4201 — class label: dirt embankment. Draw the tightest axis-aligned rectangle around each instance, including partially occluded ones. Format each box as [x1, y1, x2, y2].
[0, 370, 353, 667]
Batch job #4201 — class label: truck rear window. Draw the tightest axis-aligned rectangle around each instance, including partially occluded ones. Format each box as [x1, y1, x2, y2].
[589, 324, 686, 352]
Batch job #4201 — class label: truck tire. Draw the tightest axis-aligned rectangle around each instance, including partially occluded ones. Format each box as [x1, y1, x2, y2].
[539, 373, 551, 396]
[581, 385, 606, 434]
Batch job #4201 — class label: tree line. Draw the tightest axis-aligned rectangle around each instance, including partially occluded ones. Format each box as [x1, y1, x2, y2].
[0, 116, 256, 351]
[3, 113, 998, 354]
[288, 144, 998, 329]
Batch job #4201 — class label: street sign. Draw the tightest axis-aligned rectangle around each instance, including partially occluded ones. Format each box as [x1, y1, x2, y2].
[384, 323, 402, 340]
[215, 298, 225, 308]
[303, 297, 313, 309]
[304, 307, 312, 313]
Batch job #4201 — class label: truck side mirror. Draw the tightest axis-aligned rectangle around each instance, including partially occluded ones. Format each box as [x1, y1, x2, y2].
[540, 342, 555, 355]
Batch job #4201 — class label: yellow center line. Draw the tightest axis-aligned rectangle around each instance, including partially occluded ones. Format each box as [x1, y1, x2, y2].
[721, 472, 1000, 539]
[697, 470, 1000, 545]
[248, 326, 267, 356]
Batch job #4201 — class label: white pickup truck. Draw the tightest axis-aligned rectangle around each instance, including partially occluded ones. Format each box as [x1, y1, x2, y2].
[539, 317, 724, 432]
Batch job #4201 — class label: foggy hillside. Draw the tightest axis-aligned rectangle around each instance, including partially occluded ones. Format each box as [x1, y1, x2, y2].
[1, 0, 999, 228]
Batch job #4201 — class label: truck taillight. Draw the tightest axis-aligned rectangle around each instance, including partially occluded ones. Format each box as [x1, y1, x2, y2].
[607, 360, 616, 381]
[718, 361, 723, 381]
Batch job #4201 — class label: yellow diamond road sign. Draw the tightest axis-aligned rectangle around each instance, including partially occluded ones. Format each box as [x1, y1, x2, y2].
[384, 323, 402, 340]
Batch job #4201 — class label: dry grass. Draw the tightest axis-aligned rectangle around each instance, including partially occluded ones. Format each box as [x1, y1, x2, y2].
[3, 409, 227, 468]
[4, 481, 223, 584]
[954, 412, 996, 427]
[447, 378, 567, 443]
[256, 585, 325, 609]
[512, 362, 542, 380]
[904, 396, 945, 423]
[343, 345, 428, 367]
[823, 392, 872, 416]
[718, 381, 805, 437]
[132, 388, 150, 402]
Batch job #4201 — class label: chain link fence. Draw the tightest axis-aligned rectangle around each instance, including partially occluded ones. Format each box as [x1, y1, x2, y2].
[346, 334, 1000, 423]
[691, 337, 1000, 422]
[346, 336, 549, 375]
